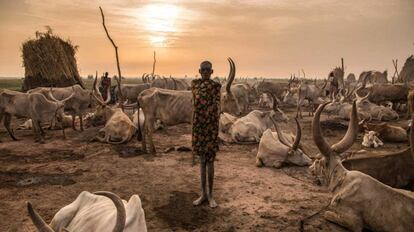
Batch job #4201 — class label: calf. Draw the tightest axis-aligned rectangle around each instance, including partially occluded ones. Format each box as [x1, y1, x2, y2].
[361, 131, 383, 148]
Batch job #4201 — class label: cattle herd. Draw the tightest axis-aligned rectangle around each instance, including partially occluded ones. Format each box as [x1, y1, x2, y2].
[1, 58, 414, 231]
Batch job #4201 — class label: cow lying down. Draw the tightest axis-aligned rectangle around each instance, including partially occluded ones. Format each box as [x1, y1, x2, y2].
[256, 118, 311, 168]
[310, 101, 414, 231]
[27, 191, 147, 232]
[219, 95, 288, 144]
[91, 78, 138, 144]
[17, 113, 82, 130]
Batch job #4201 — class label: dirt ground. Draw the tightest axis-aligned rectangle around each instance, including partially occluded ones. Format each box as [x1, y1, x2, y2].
[0, 108, 409, 232]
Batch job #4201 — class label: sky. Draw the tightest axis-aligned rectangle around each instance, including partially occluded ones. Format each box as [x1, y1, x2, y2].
[0, 0, 413, 78]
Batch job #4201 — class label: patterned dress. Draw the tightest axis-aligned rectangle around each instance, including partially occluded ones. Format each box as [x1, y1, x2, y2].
[191, 78, 221, 162]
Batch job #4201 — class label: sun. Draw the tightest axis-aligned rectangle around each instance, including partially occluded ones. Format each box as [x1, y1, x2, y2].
[142, 4, 181, 33]
[139, 4, 182, 47]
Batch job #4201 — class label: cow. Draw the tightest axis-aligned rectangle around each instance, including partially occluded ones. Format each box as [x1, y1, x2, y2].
[226, 83, 250, 112]
[310, 101, 414, 231]
[17, 113, 75, 130]
[0, 88, 74, 143]
[358, 70, 388, 86]
[150, 77, 189, 90]
[256, 118, 311, 168]
[256, 80, 289, 100]
[359, 120, 407, 142]
[355, 91, 399, 121]
[361, 131, 383, 148]
[219, 112, 238, 142]
[259, 92, 273, 108]
[114, 83, 151, 103]
[132, 108, 163, 132]
[221, 58, 242, 116]
[290, 80, 328, 118]
[27, 191, 147, 232]
[91, 77, 137, 144]
[324, 91, 399, 121]
[355, 83, 408, 107]
[138, 87, 193, 153]
[28, 83, 100, 131]
[226, 94, 288, 143]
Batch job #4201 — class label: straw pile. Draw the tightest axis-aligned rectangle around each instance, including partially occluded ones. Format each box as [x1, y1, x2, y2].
[21, 29, 84, 91]
[398, 55, 414, 83]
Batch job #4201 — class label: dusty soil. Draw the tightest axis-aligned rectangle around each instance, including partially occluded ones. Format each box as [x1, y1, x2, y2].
[0, 108, 409, 232]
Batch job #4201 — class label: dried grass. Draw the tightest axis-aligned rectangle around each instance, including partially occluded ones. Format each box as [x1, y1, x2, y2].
[21, 28, 84, 90]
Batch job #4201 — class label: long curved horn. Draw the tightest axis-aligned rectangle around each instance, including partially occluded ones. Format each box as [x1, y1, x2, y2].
[48, 87, 59, 102]
[226, 58, 235, 93]
[270, 92, 280, 110]
[312, 102, 333, 158]
[27, 202, 55, 232]
[141, 73, 146, 83]
[94, 191, 126, 232]
[331, 101, 358, 153]
[271, 117, 291, 148]
[291, 118, 301, 151]
[61, 87, 75, 103]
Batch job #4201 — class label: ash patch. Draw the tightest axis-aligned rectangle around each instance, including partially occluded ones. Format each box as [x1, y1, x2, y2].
[112, 145, 146, 158]
[0, 149, 84, 164]
[0, 171, 79, 188]
[154, 191, 218, 231]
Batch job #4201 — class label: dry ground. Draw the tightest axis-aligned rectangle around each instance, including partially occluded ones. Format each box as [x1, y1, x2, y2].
[0, 108, 409, 232]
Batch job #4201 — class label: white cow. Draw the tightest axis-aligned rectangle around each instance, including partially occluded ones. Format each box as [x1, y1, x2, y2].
[256, 119, 311, 168]
[27, 191, 147, 232]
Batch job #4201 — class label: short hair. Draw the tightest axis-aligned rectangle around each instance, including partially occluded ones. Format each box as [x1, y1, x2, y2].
[200, 61, 212, 68]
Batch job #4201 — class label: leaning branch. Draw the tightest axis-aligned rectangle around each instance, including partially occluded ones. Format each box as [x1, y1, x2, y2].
[99, 6, 124, 102]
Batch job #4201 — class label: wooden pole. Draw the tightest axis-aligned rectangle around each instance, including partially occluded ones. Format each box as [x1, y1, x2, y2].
[152, 51, 156, 77]
[392, 59, 399, 84]
[99, 6, 124, 103]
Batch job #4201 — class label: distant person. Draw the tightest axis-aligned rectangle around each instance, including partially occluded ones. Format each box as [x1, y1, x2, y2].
[191, 61, 221, 208]
[100, 72, 111, 101]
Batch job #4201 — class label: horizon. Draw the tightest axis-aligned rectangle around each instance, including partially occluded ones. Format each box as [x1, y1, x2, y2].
[0, 0, 413, 79]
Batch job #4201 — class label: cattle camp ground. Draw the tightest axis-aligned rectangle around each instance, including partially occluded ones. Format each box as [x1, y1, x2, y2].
[1, 2, 414, 231]
[0, 76, 413, 231]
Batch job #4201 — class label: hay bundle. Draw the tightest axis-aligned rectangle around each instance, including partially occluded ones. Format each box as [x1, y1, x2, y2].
[21, 29, 84, 91]
[399, 55, 414, 83]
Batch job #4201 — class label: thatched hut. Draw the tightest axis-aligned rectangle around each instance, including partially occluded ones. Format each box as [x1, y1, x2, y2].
[398, 55, 414, 83]
[21, 29, 84, 91]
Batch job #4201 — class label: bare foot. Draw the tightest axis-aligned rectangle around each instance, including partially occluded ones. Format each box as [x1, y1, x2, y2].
[193, 195, 207, 206]
[208, 198, 217, 208]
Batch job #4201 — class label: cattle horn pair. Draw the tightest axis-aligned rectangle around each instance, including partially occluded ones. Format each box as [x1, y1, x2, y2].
[355, 87, 370, 102]
[271, 117, 301, 151]
[312, 101, 359, 160]
[48, 86, 75, 103]
[264, 91, 280, 110]
[27, 191, 126, 232]
[226, 57, 235, 93]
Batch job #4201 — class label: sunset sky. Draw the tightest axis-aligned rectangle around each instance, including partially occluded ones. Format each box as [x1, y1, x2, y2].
[0, 0, 413, 78]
